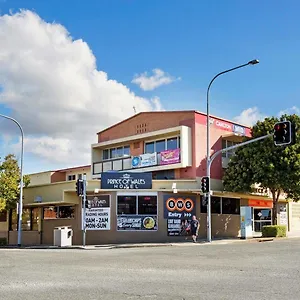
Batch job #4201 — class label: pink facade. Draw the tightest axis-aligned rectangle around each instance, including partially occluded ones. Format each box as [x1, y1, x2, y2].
[95, 110, 252, 181]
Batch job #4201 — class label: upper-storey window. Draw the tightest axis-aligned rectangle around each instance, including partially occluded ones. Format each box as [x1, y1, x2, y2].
[102, 145, 130, 160]
[222, 140, 239, 158]
[144, 136, 180, 154]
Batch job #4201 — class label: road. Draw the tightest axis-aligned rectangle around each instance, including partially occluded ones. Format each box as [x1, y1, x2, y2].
[1, 239, 300, 300]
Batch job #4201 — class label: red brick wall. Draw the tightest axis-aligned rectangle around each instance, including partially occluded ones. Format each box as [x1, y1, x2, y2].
[97, 111, 195, 143]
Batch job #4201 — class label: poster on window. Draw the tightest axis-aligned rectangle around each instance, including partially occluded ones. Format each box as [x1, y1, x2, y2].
[117, 215, 157, 231]
[163, 194, 196, 236]
[84, 195, 111, 230]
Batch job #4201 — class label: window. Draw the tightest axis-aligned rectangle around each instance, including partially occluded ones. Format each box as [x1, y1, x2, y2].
[9, 209, 18, 231]
[102, 145, 130, 160]
[103, 149, 109, 160]
[67, 175, 76, 181]
[156, 140, 165, 153]
[123, 146, 130, 156]
[117, 194, 158, 215]
[138, 196, 157, 215]
[222, 197, 240, 214]
[167, 138, 178, 150]
[200, 197, 221, 214]
[22, 208, 31, 231]
[0, 211, 7, 222]
[31, 208, 39, 231]
[145, 142, 155, 154]
[152, 170, 175, 180]
[9, 208, 40, 231]
[144, 136, 180, 154]
[117, 196, 137, 215]
[222, 140, 239, 158]
[43, 206, 75, 219]
[201, 196, 240, 215]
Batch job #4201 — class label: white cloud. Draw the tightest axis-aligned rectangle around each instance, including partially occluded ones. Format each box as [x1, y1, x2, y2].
[233, 107, 267, 126]
[0, 10, 164, 167]
[279, 106, 300, 116]
[132, 68, 180, 91]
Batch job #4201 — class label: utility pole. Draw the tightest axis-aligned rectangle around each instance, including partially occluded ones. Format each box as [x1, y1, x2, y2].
[82, 174, 87, 247]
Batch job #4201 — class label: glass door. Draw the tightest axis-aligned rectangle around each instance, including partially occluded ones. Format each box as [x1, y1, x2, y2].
[253, 208, 272, 232]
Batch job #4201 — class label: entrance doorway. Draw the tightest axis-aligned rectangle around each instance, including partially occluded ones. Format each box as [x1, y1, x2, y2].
[252, 208, 272, 232]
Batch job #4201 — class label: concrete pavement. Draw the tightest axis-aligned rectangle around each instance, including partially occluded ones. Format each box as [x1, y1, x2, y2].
[1, 238, 300, 300]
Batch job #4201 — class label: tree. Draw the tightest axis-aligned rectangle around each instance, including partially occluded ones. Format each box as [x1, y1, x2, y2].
[0, 154, 30, 212]
[223, 114, 300, 224]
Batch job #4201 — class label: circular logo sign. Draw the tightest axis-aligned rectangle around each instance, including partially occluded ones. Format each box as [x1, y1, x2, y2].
[132, 156, 140, 167]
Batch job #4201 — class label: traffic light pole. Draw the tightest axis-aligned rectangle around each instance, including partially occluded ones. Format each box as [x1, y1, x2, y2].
[206, 132, 272, 243]
[82, 174, 87, 247]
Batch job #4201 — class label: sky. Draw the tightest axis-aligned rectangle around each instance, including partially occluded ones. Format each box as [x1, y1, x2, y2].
[0, 0, 299, 174]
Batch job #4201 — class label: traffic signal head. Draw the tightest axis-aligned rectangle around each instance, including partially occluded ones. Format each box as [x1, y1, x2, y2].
[76, 179, 84, 196]
[273, 121, 295, 146]
[201, 176, 210, 194]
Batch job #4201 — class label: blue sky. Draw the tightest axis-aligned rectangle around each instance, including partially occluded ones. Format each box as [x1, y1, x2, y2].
[0, 0, 299, 174]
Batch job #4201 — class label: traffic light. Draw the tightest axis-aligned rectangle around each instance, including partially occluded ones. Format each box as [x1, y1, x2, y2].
[202, 195, 208, 206]
[201, 176, 210, 193]
[76, 179, 84, 196]
[273, 121, 295, 146]
[84, 199, 91, 209]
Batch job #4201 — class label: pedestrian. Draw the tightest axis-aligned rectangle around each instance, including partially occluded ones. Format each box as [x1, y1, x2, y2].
[190, 215, 200, 243]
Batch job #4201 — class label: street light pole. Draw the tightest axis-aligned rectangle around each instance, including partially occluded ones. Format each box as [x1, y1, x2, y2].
[0, 114, 24, 247]
[206, 59, 259, 243]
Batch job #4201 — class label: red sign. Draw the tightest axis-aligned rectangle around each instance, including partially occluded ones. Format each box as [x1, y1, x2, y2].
[248, 199, 273, 208]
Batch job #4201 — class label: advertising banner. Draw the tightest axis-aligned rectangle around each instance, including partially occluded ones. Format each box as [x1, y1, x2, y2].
[160, 149, 180, 165]
[131, 153, 157, 168]
[85, 195, 111, 230]
[101, 172, 152, 189]
[163, 194, 196, 236]
[117, 215, 157, 231]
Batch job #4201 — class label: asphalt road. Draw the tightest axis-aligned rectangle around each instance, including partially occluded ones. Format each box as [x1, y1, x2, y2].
[1, 239, 300, 300]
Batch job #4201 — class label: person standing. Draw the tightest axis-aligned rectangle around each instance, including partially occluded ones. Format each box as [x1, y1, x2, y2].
[190, 215, 200, 243]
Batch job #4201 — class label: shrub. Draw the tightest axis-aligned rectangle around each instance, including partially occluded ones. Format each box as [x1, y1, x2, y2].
[0, 238, 7, 246]
[262, 225, 287, 238]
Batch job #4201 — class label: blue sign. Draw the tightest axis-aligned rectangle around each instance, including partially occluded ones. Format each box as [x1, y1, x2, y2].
[233, 124, 245, 136]
[101, 172, 152, 189]
[131, 156, 140, 168]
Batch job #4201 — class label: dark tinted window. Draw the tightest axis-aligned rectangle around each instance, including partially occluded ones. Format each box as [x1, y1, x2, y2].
[117, 196, 137, 215]
[222, 197, 240, 214]
[138, 196, 157, 215]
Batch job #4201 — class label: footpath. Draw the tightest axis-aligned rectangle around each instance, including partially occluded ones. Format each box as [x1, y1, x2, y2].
[2, 235, 299, 250]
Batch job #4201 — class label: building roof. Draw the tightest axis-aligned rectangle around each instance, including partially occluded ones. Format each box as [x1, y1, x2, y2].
[96, 110, 251, 135]
[27, 165, 91, 176]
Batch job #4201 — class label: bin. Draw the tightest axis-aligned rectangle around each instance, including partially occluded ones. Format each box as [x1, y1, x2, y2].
[53, 226, 73, 247]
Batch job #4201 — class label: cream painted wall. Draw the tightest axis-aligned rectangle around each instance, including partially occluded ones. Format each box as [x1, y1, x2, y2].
[65, 167, 92, 181]
[29, 171, 54, 186]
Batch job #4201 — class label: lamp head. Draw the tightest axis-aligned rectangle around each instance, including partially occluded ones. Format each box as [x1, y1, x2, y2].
[248, 59, 259, 65]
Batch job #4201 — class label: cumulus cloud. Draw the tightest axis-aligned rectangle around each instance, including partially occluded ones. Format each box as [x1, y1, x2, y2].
[132, 68, 180, 91]
[233, 107, 267, 126]
[279, 106, 300, 116]
[0, 10, 163, 166]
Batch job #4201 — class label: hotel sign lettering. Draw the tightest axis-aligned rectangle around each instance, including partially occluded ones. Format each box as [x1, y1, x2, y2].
[101, 172, 152, 189]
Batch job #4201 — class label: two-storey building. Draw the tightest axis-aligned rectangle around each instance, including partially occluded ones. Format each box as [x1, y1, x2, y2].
[0, 110, 296, 246]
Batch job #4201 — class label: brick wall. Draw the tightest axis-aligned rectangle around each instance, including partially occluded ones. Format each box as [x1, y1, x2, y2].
[97, 111, 195, 142]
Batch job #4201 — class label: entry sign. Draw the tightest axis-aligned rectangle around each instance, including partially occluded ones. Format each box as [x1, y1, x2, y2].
[163, 194, 196, 219]
[85, 195, 111, 230]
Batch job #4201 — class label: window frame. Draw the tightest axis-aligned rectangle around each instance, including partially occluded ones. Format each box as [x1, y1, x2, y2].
[102, 145, 131, 160]
[43, 205, 76, 220]
[144, 136, 180, 154]
[116, 192, 158, 216]
[222, 139, 240, 158]
[9, 207, 40, 231]
[200, 196, 240, 215]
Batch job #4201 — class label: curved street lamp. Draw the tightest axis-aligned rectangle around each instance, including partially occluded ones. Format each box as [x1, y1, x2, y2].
[0, 114, 24, 247]
[206, 59, 259, 243]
